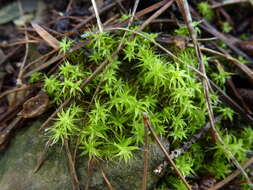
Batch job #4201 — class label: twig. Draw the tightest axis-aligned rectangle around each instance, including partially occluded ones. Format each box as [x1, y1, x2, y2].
[0, 83, 42, 99]
[33, 143, 50, 173]
[24, 53, 63, 78]
[177, 0, 253, 187]
[17, 0, 29, 85]
[24, 41, 88, 78]
[73, 79, 104, 163]
[23, 49, 58, 72]
[71, 0, 126, 32]
[0, 45, 22, 65]
[0, 39, 38, 48]
[227, 78, 252, 114]
[143, 113, 192, 190]
[138, 0, 174, 31]
[85, 158, 95, 190]
[113, 0, 171, 28]
[66, 0, 74, 13]
[188, 44, 253, 85]
[209, 79, 253, 124]
[154, 117, 221, 175]
[141, 114, 149, 190]
[190, 8, 253, 63]
[128, 0, 140, 28]
[209, 156, 253, 190]
[100, 166, 115, 190]
[174, 117, 221, 159]
[64, 139, 80, 190]
[115, 0, 127, 13]
[40, 97, 71, 131]
[211, 0, 248, 8]
[91, 0, 103, 32]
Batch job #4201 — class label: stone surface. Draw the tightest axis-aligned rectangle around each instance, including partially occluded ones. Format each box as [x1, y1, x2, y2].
[0, 120, 165, 190]
[0, 120, 72, 190]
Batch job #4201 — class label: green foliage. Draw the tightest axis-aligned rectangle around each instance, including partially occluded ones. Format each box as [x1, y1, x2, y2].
[222, 22, 232, 33]
[168, 177, 187, 190]
[118, 14, 131, 22]
[241, 127, 253, 149]
[113, 137, 139, 163]
[44, 75, 61, 97]
[59, 37, 73, 54]
[217, 107, 234, 121]
[238, 56, 250, 64]
[197, 2, 214, 21]
[175, 154, 194, 176]
[80, 140, 102, 159]
[29, 72, 43, 83]
[208, 157, 231, 179]
[84, 32, 117, 63]
[43, 30, 250, 185]
[175, 21, 201, 36]
[154, 184, 167, 190]
[210, 64, 232, 88]
[47, 104, 83, 145]
[213, 134, 247, 162]
[43, 61, 89, 104]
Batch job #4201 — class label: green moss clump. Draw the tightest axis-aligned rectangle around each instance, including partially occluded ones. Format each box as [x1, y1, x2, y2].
[197, 2, 214, 21]
[40, 31, 252, 189]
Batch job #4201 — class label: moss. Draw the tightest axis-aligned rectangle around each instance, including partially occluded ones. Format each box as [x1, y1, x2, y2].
[37, 31, 251, 187]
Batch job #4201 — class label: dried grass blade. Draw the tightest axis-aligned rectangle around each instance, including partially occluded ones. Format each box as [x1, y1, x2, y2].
[31, 22, 60, 49]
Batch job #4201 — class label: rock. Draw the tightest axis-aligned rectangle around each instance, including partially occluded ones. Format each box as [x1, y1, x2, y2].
[0, 120, 72, 190]
[0, 120, 166, 190]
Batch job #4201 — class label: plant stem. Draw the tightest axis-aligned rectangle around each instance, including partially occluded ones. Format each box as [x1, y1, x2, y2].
[143, 112, 192, 190]
[177, 0, 253, 187]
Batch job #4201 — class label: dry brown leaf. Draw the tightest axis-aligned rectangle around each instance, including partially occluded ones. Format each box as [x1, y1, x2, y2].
[31, 22, 59, 49]
[19, 91, 49, 118]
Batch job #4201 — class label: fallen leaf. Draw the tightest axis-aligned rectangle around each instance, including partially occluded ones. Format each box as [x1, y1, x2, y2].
[31, 22, 60, 50]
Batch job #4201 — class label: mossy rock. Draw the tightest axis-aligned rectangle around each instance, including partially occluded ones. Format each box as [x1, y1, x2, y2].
[0, 120, 165, 190]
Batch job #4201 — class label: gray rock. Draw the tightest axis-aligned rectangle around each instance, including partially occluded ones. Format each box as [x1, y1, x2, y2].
[0, 120, 166, 190]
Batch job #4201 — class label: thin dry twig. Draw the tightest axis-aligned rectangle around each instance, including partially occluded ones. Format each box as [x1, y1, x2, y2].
[66, 0, 74, 12]
[64, 139, 80, 190]
[85, 158, 95, 190]
[209, 156, 253, 190]
[114, 0, 171, 28]
[0, 45, 21, 65]
[100, 166, 116, 190]
[72, 0, 126, 32]
[91, 0, 103, 32]
[0, 39, 39, 48]
[177, 0, 253, 187]
[211, 0, 248, 8]
[141, 114, 149, 190]
[24, 53, 63, 78]
[189, 45, 253, 85]
[138, 0, 174, 31]
[17, 0, 29, 85]
[23, 41, 88, 78]
[33, 143, 50, 173]
[128, 0, 140, 28]
[143, 113, 192, 190]
[23, 49, 58, 72]
[154, 117, 221, 175]
[191, 8, 253, 63]
[0, 83, 42, 99]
